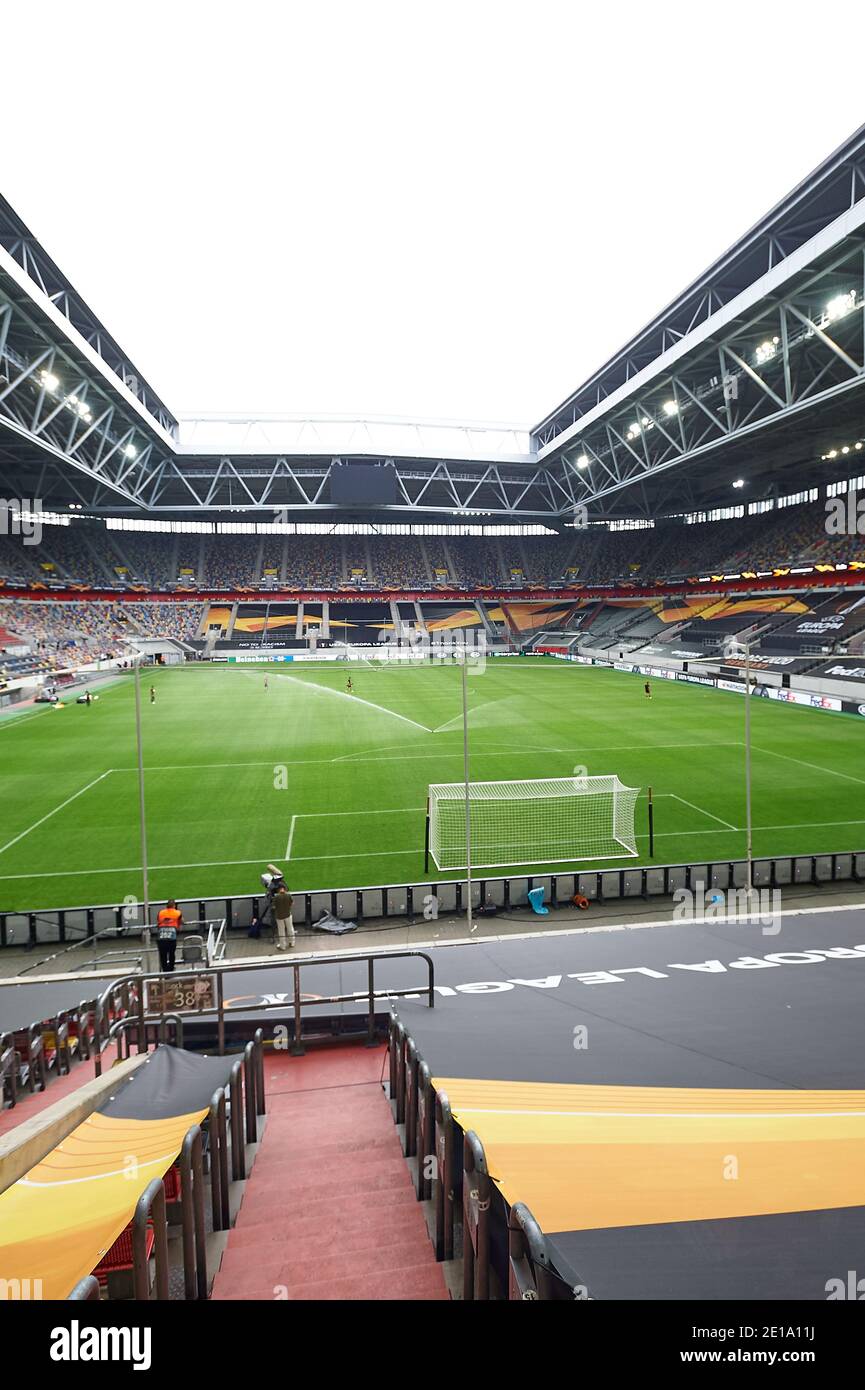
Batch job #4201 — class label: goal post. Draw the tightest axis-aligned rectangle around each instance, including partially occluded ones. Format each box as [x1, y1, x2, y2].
[427, 775, 640, 871]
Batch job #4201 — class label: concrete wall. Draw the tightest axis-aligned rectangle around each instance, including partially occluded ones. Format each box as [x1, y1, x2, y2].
[0, 1053, 146, 1194]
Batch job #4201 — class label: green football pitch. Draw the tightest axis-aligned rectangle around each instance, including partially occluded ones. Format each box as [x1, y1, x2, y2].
[0, 657, 863, 912]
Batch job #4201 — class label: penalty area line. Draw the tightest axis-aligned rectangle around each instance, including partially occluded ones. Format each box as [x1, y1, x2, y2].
[0, 771, 113, 857]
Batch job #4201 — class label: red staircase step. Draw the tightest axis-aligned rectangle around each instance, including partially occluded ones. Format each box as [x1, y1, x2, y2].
[228, 1209, 430, 1251]
[217, 1235, 436, 1286]
[234, 1185, 418, 1231]
[212, 1046, 448, 1301]
[213, 1265, 449, 1302]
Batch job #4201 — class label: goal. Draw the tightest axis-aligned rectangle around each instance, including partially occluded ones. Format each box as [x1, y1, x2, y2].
[427, 775, 640, 871]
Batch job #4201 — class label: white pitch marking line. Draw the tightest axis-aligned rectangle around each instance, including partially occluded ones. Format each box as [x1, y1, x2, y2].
[297, 807, 426, 818]
[285, 814, 297, 861]
[332, 739, 742, 765]
[0, 771, 112, 857]
[0, 815, 861, 883]
[669, 794, 738, 831]
[268, 671, 434, 733]
[753, 745, 865, 787]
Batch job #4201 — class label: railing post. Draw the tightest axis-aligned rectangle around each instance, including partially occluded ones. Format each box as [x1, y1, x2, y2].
[209, 1088, 230, 1232]
[463, 1130, 491, 1300]
[404, 1037, 418, 1158]
[291, 963, 304, 1055]
[229, 1059, 245, 1181]
[132, 1178, 169, 1301]
[508, 1202, 560, 1300]
[216, 971, 225, 1056]
[416, 1061, 433, 1201]
[67, 1275, 100, 1300]
[243, 1041, 257, 1143]
[92, 1005, 103, 1078]
[395, 1022, 406, 1125]
[366, 958, 377, 1046]
[180, 1124, 207, 1300]
[253, 1028, 266, 1115]
[434, 1090, 454, 1262]
[388, 1016, 398, 1113]
[136, 981, 146, 1054]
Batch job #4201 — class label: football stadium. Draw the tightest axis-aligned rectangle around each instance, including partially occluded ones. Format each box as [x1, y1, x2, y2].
[2, 64, 865, 1339]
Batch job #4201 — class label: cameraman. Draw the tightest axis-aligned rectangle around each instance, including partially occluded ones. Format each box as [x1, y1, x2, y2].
[272, 884, 295, 951]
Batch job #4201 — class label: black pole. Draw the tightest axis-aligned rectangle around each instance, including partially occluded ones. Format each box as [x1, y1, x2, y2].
[424, 801, 431, 875]
[648, 785, 655, 858]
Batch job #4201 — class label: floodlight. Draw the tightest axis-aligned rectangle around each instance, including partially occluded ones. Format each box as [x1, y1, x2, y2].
[826, 290, 855, 321]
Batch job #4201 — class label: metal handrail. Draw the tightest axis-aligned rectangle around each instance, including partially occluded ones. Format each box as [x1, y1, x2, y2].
[416, 1060, 434, 1202]
[404, 1036, 419, 1158]
[243, 1040, 258, 1143]
[229, 1058, 245, 1182]
[208, 1088, 230, 1232]
[253, 1027, 265, 1116]
[67, 1275, 100, 1301]
[206, 919, 227, 964]
[108, 1013, 184, 1059]
[463, 1130, 492, 1300]
[92, 948, 435, 1072]
[434, 1089, 456, 1263]
[394, 1011, 568, 1300]
[508, 1201, 561, 1300]
[179, 1124, 208, 1300]
[394, 1020, 406, 1126]
[388, 1016, 399, 1112]
[133, 1178, 169, 1301]
[80, 951, 146, 972]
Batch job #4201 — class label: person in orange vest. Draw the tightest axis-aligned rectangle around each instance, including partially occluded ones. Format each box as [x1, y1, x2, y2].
[156, 899, 182, 972]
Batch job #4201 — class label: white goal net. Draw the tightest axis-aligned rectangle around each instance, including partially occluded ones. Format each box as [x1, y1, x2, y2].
[427, 775, 640, 871]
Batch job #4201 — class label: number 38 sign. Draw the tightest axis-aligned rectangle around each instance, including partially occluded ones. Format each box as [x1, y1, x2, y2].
[146, 974, 215, 1014]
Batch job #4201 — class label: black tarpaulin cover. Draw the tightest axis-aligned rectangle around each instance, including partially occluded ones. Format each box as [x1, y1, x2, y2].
[100, 1043, 240, 1119]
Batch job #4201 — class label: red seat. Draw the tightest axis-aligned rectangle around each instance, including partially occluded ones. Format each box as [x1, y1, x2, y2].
[93, 1221, 155, 1286]
[163, 1165, 182, 1203]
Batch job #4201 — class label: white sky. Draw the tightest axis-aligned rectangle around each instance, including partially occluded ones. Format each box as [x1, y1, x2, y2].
[3, 1, 865, 429]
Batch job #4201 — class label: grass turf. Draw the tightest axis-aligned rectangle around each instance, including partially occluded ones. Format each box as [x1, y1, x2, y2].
[0, 657, 863, 912]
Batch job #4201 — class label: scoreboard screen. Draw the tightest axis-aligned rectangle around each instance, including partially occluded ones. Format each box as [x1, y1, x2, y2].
[330, 462, 398, 506]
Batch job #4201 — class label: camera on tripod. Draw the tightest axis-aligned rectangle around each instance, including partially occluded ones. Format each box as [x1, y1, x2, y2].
[260, 864, 286, 922]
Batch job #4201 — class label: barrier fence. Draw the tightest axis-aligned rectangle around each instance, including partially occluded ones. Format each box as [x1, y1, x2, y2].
[89, 949, 434, 1073]
[2, 850, 863, 952]
[388, 1013, 584, 1300]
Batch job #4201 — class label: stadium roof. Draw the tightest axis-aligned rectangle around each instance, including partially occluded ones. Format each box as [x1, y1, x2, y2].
[2, 126, 865, 523]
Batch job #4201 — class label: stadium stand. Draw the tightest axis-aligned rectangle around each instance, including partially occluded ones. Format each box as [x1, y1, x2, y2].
[0, 598, 201, 662]
[1, 500, 862, 594]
